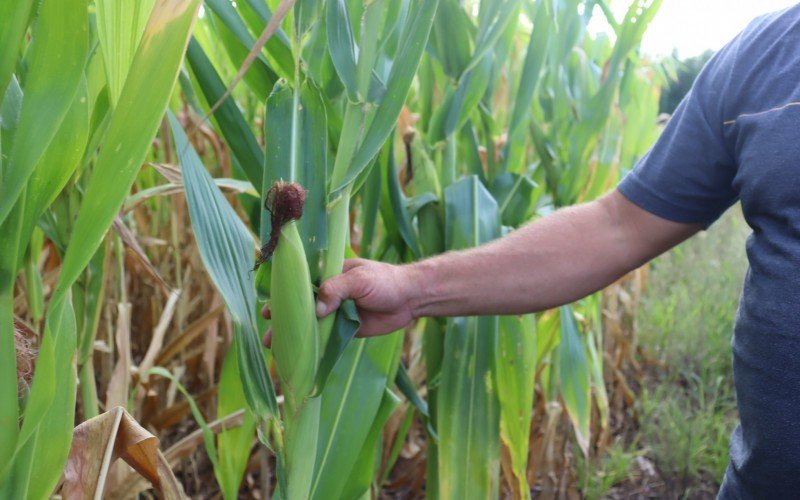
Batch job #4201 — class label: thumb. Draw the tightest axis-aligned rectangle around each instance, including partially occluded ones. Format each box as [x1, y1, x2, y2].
[316, 274, 353, 317]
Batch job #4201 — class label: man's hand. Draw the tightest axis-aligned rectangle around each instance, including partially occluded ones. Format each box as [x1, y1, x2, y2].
[316, 258, 418, 336]
[262, 258, 418, 341]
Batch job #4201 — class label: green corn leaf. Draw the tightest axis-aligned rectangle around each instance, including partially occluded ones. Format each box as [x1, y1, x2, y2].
[558, 305, 591, 454]
[496, 314, 536, 499]
[186, 37, 265, 189]
[217, 343, 258, 500]
[241, 0, 293, 45]
[396, 363, 429, 418]
[309, 334, 403, 500]
[429, 52, 492, 142]
[464, 0, 520, 75]
[439, 316, 501, 500]
[0, 76, 23, 173]
[0, 0, 88, 228]
[0, 292, 18, 479]
[502, 0, 551, 172]
[170, 113, 278, 422]
[438, 176, 501, 499]
[313, 300, 360, 396]
[204, 0, 279, 72]
[326, 0, 359, 102]
[0, 80, 25, 468]
[339, 387, 401, 499]
[359, 162, 382, 259]
[0, 0, 34, 97]
[24, 298, 78, 499]
[229, 0, 296, 78]
[356, 0, 391, 99]
[490, 172, 537, 228]
[204, 9, 276, 98]
[395, 362, 438, 438]
[0, 294, 77, 498]
[17, 78, 90, 253]
[584, 293, 609, 432]
[428, 0, 473, 79]
[96, 0, 156, 106]
[382, 144, 422, 259]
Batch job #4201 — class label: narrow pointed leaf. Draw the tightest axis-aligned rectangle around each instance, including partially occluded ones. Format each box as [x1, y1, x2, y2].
[558, 305, 591, 453]
[170, 113, 278, 421]
[313, 300, 360, 396]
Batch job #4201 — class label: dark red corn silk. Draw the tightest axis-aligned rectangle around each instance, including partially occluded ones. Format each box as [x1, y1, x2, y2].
[254, 181, 307, 270]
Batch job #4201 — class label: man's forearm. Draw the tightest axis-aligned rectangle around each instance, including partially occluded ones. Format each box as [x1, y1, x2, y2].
[407, 190, 700, 318]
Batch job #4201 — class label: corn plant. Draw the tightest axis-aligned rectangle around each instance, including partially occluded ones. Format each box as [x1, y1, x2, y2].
[180, 0, 439, 498]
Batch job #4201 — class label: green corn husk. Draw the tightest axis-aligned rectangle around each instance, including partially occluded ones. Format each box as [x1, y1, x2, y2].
[270, 218, 320, 409]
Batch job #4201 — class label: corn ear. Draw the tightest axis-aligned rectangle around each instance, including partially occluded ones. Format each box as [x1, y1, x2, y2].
[270, 219, 320, 407]
[269, 214, 321, 500]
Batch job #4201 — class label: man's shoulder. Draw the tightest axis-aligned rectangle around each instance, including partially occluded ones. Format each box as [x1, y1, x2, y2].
[703, 5, 800, 120]
[736, 5, 800, 51]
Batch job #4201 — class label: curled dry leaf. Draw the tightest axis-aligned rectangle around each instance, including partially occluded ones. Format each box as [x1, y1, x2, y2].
[62, 406, 185, 499]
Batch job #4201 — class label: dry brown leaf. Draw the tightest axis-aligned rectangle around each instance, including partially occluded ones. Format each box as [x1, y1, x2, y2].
[106, 303, 132, 411]
[155, 303, 225, 366]
[149, 162, 183, 184]
[114, 216, 171, 295]
[62, 406, 186, 499]
[111, 410, 246, 498]
[138, 289, 182, 383]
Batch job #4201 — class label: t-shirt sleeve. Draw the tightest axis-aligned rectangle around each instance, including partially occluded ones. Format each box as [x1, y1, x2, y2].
[617, 43, 740, 227]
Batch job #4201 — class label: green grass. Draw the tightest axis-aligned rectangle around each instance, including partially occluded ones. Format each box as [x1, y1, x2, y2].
[635, 207, 749, 497]
[579, 208, 749, 499]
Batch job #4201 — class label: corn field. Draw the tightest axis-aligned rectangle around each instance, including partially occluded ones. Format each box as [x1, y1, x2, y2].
[1, 0, 664, 497]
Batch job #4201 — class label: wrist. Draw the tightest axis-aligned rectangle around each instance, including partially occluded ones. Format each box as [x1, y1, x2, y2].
[403, 259, 438, 319]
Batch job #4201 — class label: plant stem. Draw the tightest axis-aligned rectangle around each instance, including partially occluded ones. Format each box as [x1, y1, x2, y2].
[442, 133, 457, 189]
[79, 356, 99, 419]
[320, 102, 363, 345]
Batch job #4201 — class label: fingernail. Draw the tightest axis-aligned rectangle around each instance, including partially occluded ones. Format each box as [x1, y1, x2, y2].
[316, 301, 328, 316]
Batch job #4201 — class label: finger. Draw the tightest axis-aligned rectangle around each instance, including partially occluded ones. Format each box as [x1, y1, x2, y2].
[356, 311, 411, 338]
[342, 258, 368, 273]
[262, 328, 273, 348]
[261, 304, 271, 320]
[316, 274, 352, 317]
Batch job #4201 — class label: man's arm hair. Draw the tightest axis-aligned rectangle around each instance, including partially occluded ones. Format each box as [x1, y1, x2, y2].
[407, 189, 702, 318]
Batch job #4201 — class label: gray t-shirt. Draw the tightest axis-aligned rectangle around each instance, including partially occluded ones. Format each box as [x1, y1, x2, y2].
[618, 6, 800, 498]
